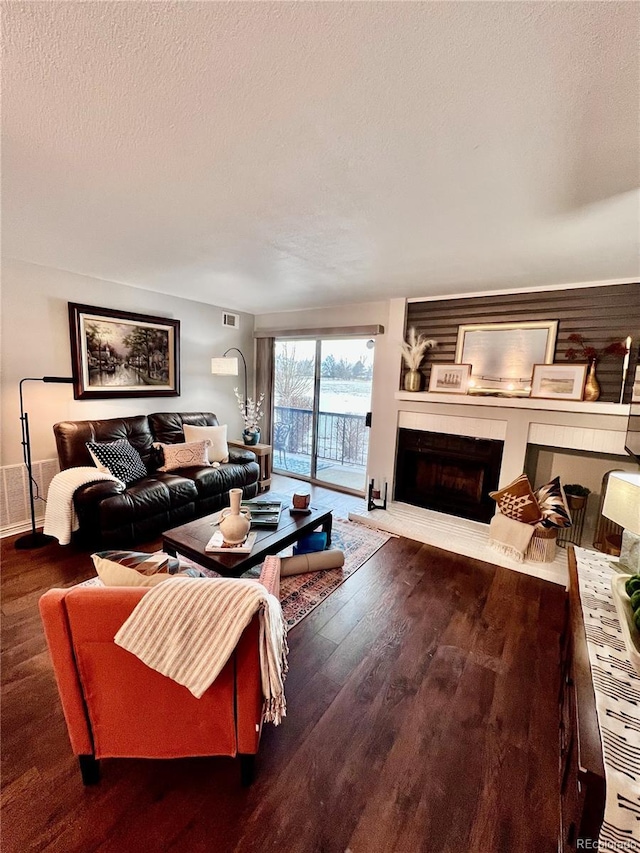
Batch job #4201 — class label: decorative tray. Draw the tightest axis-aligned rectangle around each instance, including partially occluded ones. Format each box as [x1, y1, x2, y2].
[611, 574, 640, 676]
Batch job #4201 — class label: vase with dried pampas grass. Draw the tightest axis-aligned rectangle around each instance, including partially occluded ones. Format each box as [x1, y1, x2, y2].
[400, 328, 437, 391]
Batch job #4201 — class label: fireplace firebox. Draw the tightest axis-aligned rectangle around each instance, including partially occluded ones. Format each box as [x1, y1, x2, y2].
[395, 429, 503, 523]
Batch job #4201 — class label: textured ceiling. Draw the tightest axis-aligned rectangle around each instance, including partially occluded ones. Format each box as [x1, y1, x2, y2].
[3, 2, 639, 313]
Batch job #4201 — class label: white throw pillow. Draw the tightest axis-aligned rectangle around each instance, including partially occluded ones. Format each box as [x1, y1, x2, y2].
[183, 424, 229, 463]
[92, 552, 177, 587]
[91, 550, 207, 587]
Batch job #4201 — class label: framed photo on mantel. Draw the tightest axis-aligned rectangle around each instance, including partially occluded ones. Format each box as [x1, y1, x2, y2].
[455, 320, 558, 396]
[429, 363, 472, 394]
[68, 303, 180, 400]
[530, 363, 588, 401]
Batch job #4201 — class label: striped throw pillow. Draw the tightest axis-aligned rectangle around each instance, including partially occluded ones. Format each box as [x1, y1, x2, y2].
[92, 550, 206, 587]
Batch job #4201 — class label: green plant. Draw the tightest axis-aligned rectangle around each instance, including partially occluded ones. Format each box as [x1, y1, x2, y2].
[563, 483, 591, 497]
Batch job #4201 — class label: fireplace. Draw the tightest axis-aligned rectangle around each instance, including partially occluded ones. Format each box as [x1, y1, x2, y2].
[395, 429, 503, 523]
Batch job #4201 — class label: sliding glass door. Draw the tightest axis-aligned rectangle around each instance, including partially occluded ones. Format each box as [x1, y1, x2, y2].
[273, 337, 374, 493]
[273, 340, 315, 478]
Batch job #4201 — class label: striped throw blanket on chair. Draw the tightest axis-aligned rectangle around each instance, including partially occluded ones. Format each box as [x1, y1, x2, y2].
[114, 577, 289, 724]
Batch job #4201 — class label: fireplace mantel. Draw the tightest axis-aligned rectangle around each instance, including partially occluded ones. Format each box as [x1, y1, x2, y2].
[365, 297, 638, 507]
[391, 391, 632, 490]
[395, 391, 629, 416]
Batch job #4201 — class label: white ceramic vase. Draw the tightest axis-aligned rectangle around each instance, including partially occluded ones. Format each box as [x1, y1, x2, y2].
[219, 488, 251, 545]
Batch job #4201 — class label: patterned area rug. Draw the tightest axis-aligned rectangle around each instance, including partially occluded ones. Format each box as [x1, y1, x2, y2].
[200, 517, 392, 628]
[272, 518, 391, 628]
[80, 519, 392, 630]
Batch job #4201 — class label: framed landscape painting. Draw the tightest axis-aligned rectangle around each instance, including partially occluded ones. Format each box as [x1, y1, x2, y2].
[455, 320, 558, 396]
[69, 303, 180, 400]
[530, 363, 587, 401]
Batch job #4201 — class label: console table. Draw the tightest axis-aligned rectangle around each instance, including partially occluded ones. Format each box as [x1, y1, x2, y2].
[228, 440, 272, 492]
[561, 547, 640, 851]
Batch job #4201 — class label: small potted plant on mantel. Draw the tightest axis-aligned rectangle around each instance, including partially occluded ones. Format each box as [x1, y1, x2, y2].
[564, 483, 591, 511]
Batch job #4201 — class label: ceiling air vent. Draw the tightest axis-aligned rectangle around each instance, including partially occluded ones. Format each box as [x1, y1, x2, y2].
[222, 312, 239, 329]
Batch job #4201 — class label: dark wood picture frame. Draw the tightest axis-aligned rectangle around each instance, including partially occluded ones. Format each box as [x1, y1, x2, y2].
[68, 303, 180, 400]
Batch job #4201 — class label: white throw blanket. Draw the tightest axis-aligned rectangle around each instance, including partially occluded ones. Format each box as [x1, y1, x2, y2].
[488, 512, 535, 562]
[43, 467, 123, 545]
[114, 577, 289, 724]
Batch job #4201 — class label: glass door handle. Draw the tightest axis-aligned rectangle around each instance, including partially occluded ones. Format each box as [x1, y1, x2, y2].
[365, 412, 372, 428]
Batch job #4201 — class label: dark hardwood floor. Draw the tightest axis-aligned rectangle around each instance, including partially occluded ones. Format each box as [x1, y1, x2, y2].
[1, 476, 565, 853]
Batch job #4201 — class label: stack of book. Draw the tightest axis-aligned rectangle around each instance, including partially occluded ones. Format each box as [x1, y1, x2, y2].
[205, 531, 257, 554]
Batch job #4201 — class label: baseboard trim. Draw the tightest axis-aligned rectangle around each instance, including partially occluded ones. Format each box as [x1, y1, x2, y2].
[1, 520, 41, 539]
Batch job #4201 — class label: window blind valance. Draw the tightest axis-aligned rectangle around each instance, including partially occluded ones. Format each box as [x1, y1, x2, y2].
[253, 324, 384, 340]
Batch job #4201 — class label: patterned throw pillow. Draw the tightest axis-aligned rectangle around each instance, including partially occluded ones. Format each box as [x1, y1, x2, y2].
[92, 550, 207, 587]
[534, 477, 573, 529]
[183, 424, 229, 463]
[489, 474, 543, 524]
[156, 440, 211, 472]
[86, 439, 147, 485]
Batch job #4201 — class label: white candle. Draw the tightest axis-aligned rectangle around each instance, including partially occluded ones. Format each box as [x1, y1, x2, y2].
[623, 336, 632, 372]
[620, 337, 632, 403]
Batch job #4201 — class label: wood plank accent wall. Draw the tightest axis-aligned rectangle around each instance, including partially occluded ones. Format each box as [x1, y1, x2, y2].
[405, 283, 640, 403]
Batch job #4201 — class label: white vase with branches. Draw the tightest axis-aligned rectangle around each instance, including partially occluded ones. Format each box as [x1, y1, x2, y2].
[400, 328, 437, 391]
[234, 388, 265, 445]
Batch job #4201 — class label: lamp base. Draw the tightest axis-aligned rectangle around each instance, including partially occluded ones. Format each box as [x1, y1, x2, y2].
[619, 529, 640, 574]
[15, 531, 55, 550]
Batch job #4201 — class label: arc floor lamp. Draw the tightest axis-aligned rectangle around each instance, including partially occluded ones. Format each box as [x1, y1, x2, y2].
[211, 348, 248, 416]
[16, 376, 74, 550]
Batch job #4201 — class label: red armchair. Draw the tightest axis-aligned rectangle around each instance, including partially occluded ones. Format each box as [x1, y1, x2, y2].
[39, 558, 281, 786]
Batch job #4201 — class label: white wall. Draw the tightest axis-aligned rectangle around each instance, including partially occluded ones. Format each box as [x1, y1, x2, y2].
[1, 259, 255, 466]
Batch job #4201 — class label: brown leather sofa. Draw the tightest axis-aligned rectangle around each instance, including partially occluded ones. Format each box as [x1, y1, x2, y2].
[53, 412, 260, 546]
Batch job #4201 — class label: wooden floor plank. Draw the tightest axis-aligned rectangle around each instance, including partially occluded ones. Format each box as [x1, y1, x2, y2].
[1, 476, 565, 853]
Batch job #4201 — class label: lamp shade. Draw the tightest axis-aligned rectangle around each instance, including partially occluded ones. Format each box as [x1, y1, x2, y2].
[211, 357, 238, 376]
[602, 472, 640, 536]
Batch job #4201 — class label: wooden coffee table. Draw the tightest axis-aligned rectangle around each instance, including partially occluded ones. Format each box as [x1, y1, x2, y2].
[162, 496, 333, 577]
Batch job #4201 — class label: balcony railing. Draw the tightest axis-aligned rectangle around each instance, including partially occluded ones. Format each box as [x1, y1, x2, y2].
[274, 406, 369, 466]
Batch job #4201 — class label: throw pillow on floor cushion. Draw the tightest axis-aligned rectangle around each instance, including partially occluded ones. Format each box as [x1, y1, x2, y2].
[156, 439, 211, 471]
[534, 476, 573, 529]
[489, 473, 542, 524]
[86, 439, 147, 485]
[183, 424, 229, 463]
[92, 550, 207, 587]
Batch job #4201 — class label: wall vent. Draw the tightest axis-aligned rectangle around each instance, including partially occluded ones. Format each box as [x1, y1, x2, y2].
[1, 458, 59, 537]
[222, 312, 240, 329]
